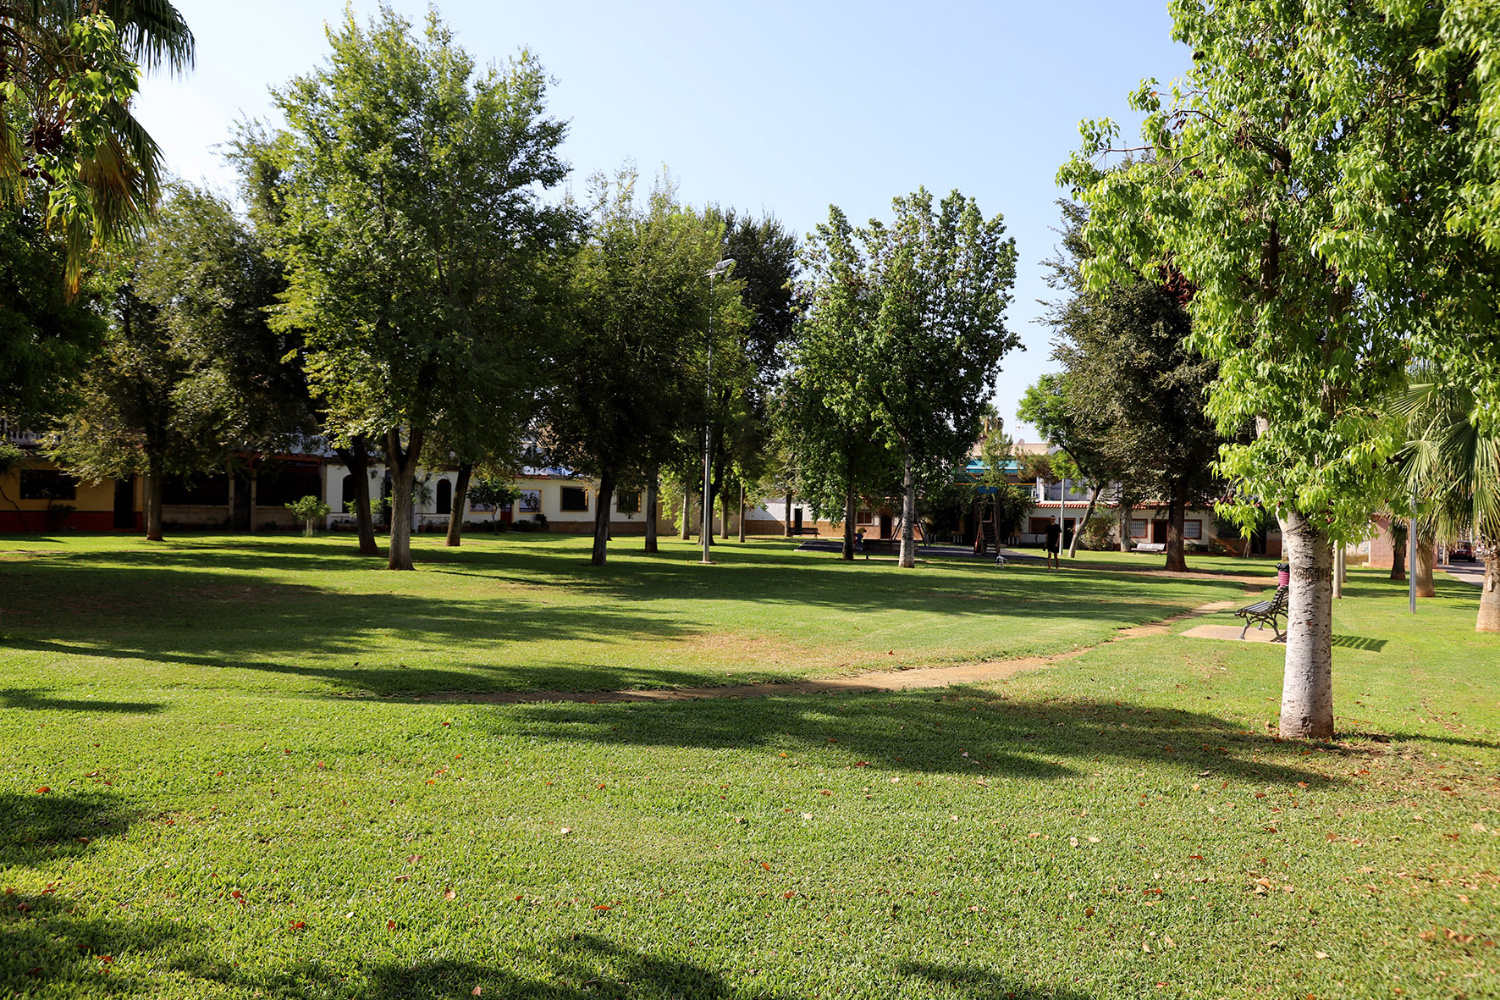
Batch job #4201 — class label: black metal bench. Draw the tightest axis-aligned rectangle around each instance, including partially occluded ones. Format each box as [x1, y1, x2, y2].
[1234, 585, 1288, 641]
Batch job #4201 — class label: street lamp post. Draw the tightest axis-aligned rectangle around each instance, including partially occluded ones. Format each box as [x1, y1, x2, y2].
[702, 258, 735, 564]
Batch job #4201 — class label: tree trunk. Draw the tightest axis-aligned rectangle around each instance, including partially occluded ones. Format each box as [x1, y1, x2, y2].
[445, 461, 472, 547]
[721, 488, 732, 541]
[680, 488, 691, 540]
[1164, 479, 1188, 572]
[384, 427, 423, 571]
[784, 489, 793, 537]
[644, 475, 659, 553]
[335, 440, 379, 556]
[737, 483, 746, 543]
[1278, 508, 1335, 739]
[1118, 494, 1131, 552]
[1068, 483, 1103, 558]
[591, 471, 614, 566]
[899, 449, 916, 568]
[144, 455, 164, 542]
[1388, 525, 1407, 581]
[1478, 547, 1499, 633]
[842, 484, 856, 561]
[1415, 538, 1436, 598]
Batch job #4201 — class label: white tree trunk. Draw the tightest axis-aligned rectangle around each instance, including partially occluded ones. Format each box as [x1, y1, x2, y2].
[899, 450, 916, 568]
[1278, 508, 1335, 739]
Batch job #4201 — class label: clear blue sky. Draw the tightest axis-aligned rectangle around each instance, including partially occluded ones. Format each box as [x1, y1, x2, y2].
[136, 1, 1189, 442]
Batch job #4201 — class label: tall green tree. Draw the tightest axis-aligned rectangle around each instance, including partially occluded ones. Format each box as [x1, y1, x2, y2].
[541, 171, 731, 567]
[1, 1, 194, 288]
[1059, 1, 1482, 738]
[51, 184, 290, 539]
[852, 188, 1018, 568]
[777, 369, 893, 560]
[246, 6, 572, 570]
[1033, 202, 1227, 570]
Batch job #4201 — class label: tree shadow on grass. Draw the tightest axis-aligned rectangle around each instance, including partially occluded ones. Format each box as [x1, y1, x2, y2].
[213, 932, 791, 1000]
[503, 690, 1345, 789]
[0, 789, 135, 869]
[0, 896, 191, 996]
[0, 687, 162, 713]
[901, 960, 1094, 999]
[0, 789, 176, 996]
[1, 537, 1246, 698]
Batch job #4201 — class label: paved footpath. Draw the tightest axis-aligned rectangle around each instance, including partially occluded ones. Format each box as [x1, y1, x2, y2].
[1446, 564, 1484, 587]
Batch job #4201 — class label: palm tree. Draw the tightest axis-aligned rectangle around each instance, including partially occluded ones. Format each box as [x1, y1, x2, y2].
[0, 1, 193, 287]
[1395, 379, 1500, 633]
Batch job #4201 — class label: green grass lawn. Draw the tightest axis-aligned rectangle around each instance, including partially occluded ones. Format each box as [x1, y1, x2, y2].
[2, 533, 1497, 999]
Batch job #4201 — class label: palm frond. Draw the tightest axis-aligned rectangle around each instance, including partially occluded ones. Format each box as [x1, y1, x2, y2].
[100, 0, 195, 74]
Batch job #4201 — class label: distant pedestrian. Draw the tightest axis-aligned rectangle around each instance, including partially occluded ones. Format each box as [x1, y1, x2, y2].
[1044, 521, 1062, 571]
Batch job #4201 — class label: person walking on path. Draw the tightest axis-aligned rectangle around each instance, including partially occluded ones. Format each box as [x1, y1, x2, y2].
[1044, 520, 1062, 571]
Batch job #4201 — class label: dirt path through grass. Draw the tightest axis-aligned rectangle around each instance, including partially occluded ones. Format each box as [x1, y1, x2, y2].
[418, 596, 1248, 705]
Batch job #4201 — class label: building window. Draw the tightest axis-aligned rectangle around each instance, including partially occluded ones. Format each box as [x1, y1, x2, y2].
[436, 479, 452, 515]
[1130, 519, 1148, 539]
[518, 489, 541, 513]
[560, 486, 588, 512]
[19, 469, 77, 501]
[855, 510, 873, 525]
[1184, 519, 1202, 540]
[1028, 516, 1053, 535]
[342, 475, 357, 506]
[616, 490, 640, 514]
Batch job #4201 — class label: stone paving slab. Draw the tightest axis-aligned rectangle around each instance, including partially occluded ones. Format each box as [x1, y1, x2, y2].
[1181, 622, 1283, 644]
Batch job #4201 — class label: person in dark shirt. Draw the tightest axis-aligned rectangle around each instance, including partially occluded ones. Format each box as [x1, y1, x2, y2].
[1044, 520, 1062, 571]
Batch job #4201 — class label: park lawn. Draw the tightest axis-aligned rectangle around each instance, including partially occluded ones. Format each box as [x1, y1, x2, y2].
[0, 534, 1495, 999]
[0, 533, 1255, 698]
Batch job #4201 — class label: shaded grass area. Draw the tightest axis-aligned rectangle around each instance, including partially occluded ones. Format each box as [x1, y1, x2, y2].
[1, 533, 1251, 697]
[2, 535, 1497, 998]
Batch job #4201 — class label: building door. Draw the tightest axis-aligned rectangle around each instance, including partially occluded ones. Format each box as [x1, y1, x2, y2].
[1152, 520, 1169, 544]
[113, 476, 135, 529]
[1063, 517, 1076, 548]
[231, 471, 251, 530]
[792, 507, 803, 534]
[879, 514, 893, 540]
